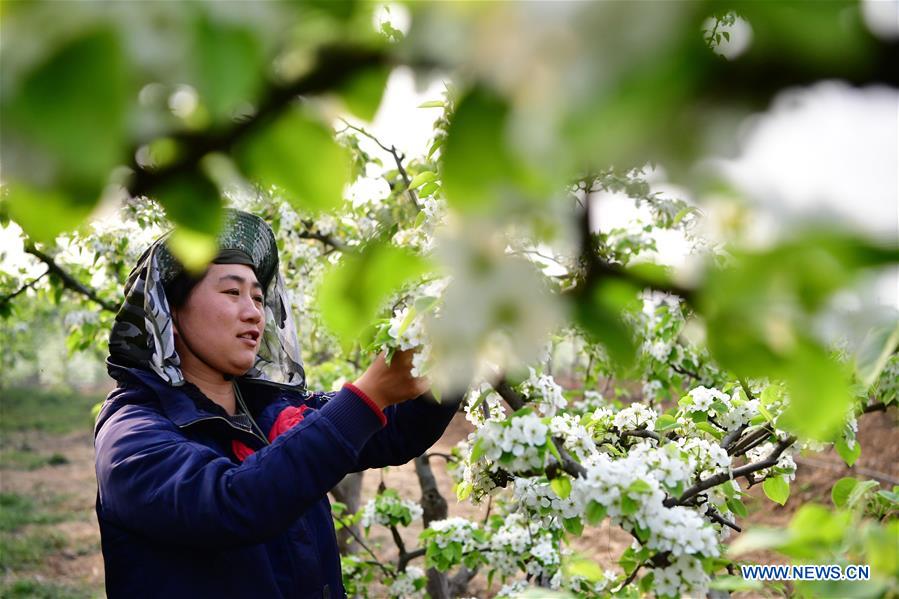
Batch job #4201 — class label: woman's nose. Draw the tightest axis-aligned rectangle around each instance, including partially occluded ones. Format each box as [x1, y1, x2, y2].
[240, 297, 263, 323]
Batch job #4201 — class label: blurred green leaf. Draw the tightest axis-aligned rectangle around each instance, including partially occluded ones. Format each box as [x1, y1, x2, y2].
[834, 435, 862, 467]
[2, 28, 128, 240]
[193, 14, 265, 123]
[441, 87, 515, 212]
[574, 279, 638, 370]
[338, 65, 390, 122]
[440, 87, 551, 213]
[763, 476, 790, 506]
[708, 576, 763, 592]
[155, 173, 224, 273]
[832, 477, 858, 508]
[564, 556, 604, 582]
[237, 106, 351, 213]
[702, 232, 898, 440]
[3, 183, 96, 244]
[854, 323, 899, 389]
[4, 28, 128, 181]
[317, 242, 430, 348]
[866, 520, 899, 576]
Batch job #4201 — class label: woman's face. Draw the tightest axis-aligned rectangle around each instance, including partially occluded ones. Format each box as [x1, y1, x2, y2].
[171, 263, 266, 377]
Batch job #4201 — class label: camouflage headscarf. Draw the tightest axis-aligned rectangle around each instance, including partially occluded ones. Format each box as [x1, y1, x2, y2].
[108, 210, 306, 389]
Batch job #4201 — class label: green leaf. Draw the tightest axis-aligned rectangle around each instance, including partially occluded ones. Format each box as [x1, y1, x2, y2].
[763, 476, 790, 506]
[4, 28, 127, 182]
[835, 435, 862, 467]
[193, 15, 264, 122]
[154, 172, 224, 273]
[696, 421, 724, 439]
[455, 481, 472, 502]
[563, 516, 583, 536]
[620, 495, 639, 516]
[317, 242, 430, 348]
[547, 435, 563, 463]
[655, 413, 678, 431]
[418, 100, 445, 108]
[551, 476, 572, 499]
[627, 479, 653, 494]
[4, 183, 97, 244]
[441, 87, 547, 212]
[3, 28, 128, 239]
[339, 65, 391, 122]
[831, 477, 858, 508]
[574, 279, 638, 370]
[846, 480, 879, 510]
[726, 498, 748, 518]
[638, 572, 655, 594]
[565, 557, 604, 582]
[469, 437, 485, 463]
[238, 106, 351, 213]
[408, 171, 437, 190]
[728, 527, 791, 557]
[709, 576, 762, 592]
[585, 501, 607, 525]
[854, 322, 899, 388]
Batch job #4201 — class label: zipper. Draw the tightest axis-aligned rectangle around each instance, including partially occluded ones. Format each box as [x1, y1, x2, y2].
[177, 414, 269, 446]
[234, 382, 270, 446]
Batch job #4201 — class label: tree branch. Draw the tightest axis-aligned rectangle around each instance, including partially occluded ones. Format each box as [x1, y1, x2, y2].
[728, 424, 774, 457]
[494, 378, 526, 411]
[296, 219, 348, 252]
[332, 513, 393, 578]
[0, 270, 49, 306]
[23, 244, 118, 313]
[126, 46, 390, 200]
[337, 118, 421, 211]
[667, 435, 796, 507]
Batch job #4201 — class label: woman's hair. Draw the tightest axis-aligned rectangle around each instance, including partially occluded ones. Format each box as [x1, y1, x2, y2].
[163, 269, 205, 309]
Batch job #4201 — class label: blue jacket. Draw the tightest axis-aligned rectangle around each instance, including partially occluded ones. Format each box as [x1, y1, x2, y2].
[94, 366, 457, 598]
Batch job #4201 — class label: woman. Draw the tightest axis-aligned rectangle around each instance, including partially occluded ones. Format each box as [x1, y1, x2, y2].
[94, 210, 457, 598]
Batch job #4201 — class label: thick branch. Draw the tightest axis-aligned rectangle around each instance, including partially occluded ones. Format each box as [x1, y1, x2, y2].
[23, 244, 118, 313]
[494, 378, 526, 411]
[620, 429, 662, 443]
[667, 435, 796, 507]
[705, 506, 741, 532]
[296, 219, 348, 252]
[863, 402, 888, 414]
[127, 46, 390, 199]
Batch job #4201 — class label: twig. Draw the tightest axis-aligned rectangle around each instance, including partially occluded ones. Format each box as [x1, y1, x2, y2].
[0, 270, 49, 306]
[338, 118, 421, 211]
[705, 506, 741, 532]
[728, 424, 774, 457]
[23, 244, 118, 313]
[667, 436, 796, 507]
[332, 513, 393, 578]
[620, 429, 662, 443]
[296, 220, 348, 252]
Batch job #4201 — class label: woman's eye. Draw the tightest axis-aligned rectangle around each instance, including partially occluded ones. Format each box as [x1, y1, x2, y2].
[224, 289, 240, 296]
[253, 296, 264, 303]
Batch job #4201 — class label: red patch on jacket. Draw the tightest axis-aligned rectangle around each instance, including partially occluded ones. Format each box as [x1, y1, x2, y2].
[232, 405, 309, 462]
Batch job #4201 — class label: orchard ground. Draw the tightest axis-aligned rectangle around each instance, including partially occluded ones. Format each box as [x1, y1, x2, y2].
[1, 386, 895, 598]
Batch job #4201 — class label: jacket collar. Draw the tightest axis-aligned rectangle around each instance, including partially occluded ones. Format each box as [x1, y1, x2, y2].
[115, 363, 234, 429]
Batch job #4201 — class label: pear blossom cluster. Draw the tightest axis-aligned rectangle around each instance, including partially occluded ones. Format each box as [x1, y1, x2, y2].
[549, 413, 596, 462]
[612, 402, 658, 431]
[746, 441, 797, 481]
[521, 368, 567, 415]
[422, 517, 482, 553]
[463, 383, 507, 426]
[387, 566, 426, 598]
[650, 554, 710, 598]
[487, 513, 562, 580]
[469, 411, 550, 475]
[360, 491, 423, 530]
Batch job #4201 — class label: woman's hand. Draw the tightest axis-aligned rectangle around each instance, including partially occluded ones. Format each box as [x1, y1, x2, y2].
[352, 350, 429, 410]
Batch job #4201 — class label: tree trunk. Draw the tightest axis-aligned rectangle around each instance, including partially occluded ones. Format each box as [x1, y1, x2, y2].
[330, 471, 364, 554]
